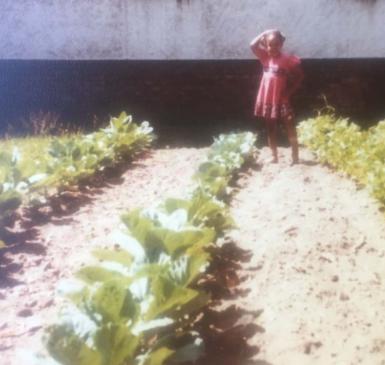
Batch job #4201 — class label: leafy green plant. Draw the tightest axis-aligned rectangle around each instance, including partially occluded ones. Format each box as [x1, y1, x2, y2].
[31, 131, 257, 365]
[40, 112, 154, 190]
[0, 149, 33, 239]
[298, 113, 385, 204]
[0, 112, 154, 246]
[194, 132, 257, 199]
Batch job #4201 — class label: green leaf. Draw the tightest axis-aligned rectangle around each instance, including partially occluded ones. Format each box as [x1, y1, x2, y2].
[76, 266, 127, 284]
[180, 249, 210, 286]
[122, 209, 153, 242]
[196, 161, 227, 178]
[141, 347, 175, 365]
[91, 280, 132, 323]
[132, 317, 174, 336]
[71, 146, 82, 160]
[45, 324, 102, 365]
[151, 209, 188, 231]
[163, 198, 190, 214]
[146, 276, 209, 320]
[110, 230, 146, 262]
[121, 210, 160, 253]
[92, 248, 133, 266]
[188, 192, 233, 233]
[94, 324, 139, 365]
[160, 228, 214, 258]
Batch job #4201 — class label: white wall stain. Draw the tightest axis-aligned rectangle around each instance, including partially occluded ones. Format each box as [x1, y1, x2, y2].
[0, 0, 384, 60]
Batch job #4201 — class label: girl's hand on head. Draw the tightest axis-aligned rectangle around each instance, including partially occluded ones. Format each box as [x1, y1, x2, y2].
[264, 29, 279, 35]
[262, 30, 276, 45]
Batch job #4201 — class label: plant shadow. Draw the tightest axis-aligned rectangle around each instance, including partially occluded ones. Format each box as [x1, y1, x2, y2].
[0, 228, 43, 288]
[191, 241, 266, 365]
[0, 151, 152, 287]
[12, 152, 152, 232]
[200, 242, 252, 300]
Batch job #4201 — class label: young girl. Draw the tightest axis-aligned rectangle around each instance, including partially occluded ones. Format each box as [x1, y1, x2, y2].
[250, 29, 304, 164]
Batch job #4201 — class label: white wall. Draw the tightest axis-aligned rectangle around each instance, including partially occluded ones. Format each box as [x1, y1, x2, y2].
[1, 0, 384, 60]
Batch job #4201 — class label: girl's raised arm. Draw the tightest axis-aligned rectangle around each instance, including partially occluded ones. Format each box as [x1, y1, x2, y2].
[250, 30, 272, 59]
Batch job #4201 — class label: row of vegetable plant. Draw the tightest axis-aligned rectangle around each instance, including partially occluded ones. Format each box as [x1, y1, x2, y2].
[0, 112, 154, 247]
[297, 112, 385, 205]
[26, 132, 257, 365]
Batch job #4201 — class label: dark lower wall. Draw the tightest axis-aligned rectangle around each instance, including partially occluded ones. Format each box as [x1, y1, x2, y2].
[0, 59, 384, 146]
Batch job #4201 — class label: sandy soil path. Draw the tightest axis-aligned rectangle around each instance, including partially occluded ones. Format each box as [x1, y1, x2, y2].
[228, 147, 385, 365]
[0, 148, 206, 365]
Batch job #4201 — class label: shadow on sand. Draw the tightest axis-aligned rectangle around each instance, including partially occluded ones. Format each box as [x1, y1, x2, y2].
[191, 241, 271, 365]
[20, 155, 150, 229]
[0, 152, 152, 287]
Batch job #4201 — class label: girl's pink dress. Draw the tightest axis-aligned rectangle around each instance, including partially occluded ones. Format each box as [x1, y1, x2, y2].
[255, 50, 301, 120]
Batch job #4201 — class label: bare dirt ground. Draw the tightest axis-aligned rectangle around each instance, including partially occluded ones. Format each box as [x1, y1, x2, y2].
[226, 147, 385, 365]
[1, 146, 385, 365]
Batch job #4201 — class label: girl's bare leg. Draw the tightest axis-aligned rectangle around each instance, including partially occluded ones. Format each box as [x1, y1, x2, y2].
[265, 118, 278, 163]
[283, 115, 299, 164]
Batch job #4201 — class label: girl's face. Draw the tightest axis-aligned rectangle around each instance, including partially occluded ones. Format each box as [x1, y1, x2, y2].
[266, 34, 283, 57]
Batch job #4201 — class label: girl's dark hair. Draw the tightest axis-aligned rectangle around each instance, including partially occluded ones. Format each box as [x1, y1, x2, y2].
[269, 30, 286, 44]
